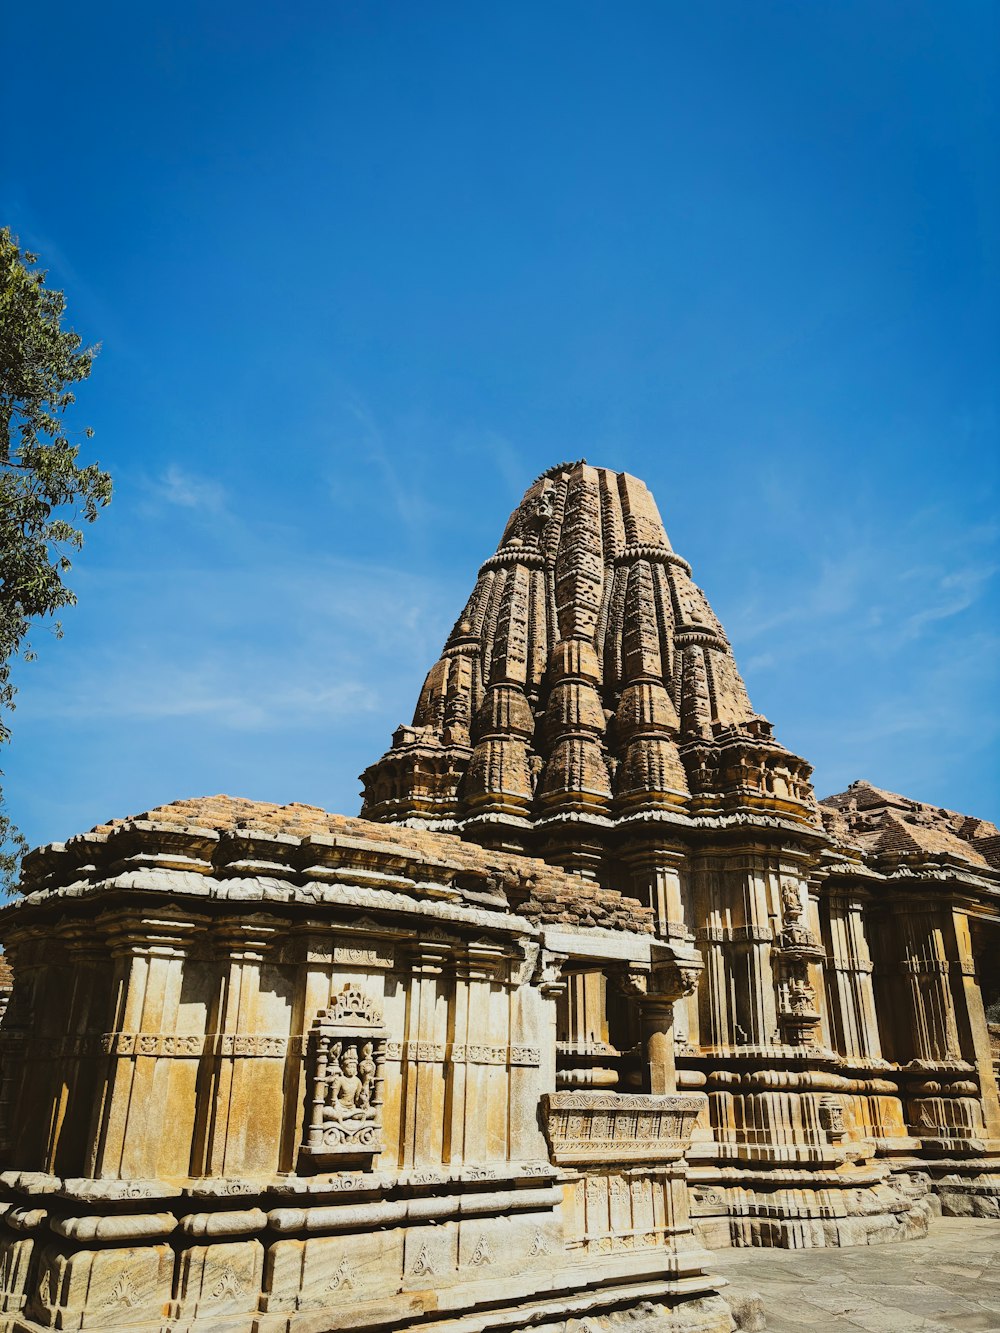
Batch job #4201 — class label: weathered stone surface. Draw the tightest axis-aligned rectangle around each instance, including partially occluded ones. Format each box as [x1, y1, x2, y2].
[713, 1216, 1000, 1332]
[362, 462, 817, 844]
[0, 460, 997, 1330]
[723, 1285, 767, 1332]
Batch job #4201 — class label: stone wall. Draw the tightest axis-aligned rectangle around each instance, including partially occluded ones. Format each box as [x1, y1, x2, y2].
[0, 811, 730, 1333]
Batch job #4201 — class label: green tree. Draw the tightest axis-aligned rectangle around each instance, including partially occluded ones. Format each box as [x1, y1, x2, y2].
[0, 228, 111, 890]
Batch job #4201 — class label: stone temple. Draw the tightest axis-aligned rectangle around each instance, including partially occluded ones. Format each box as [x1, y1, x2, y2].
[0, 460, 997, 1333]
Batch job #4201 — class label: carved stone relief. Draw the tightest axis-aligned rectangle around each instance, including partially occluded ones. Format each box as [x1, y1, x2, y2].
[773, 879, 824, 1047]
[301, 985, 386, 1166]
[541, 1091, 704, 1165]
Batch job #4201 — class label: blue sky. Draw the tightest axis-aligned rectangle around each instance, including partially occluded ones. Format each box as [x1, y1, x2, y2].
[3, 1, 998, 851]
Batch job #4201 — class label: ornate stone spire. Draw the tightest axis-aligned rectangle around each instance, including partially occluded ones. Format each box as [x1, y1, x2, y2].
[361, 462, 817, 858]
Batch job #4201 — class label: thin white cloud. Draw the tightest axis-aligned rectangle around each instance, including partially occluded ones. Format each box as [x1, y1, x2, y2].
[19, 555, 455, 736]
[745, 652, 776, 672]
[452, 429, 527, 495]
[41, 661, 377, 731]
[809, 629, 1000, 804]
[728, 526, 997, 665]
[158, 464, 227, 513]
[899, 565, 998, 642]
[340, 400, 435, 541]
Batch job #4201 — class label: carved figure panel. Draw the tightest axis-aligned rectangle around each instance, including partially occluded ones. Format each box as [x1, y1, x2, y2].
[541, 1091, 704, 1165]
[301, 985, 387, 1165]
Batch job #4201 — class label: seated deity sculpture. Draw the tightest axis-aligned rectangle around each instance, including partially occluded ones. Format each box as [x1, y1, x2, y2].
[324, 1042, 377, 1123]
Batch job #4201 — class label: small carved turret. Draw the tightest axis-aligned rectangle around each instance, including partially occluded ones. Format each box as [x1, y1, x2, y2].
[679, 644, 713, 741]
[613, 559, 689, 813]
[536, 637, 613, 818]
[463, 682, 535, 824]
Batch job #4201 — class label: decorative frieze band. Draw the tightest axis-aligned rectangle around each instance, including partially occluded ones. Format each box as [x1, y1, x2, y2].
[25, 1028, 542, 1066]
[384, 1040, 443, 1062]
[825, 957, 874, 974]
[28, 1033, 303, 1060]
[383, 1042, 540, 1067]
[332, 945, 395, 969]
[730, 925, 774, 944]
[105, 1034, 207, 1057]
[29, 1033, 542, 1064]
[542, 1091, 704, 1165]
[902, 959, 977, 977]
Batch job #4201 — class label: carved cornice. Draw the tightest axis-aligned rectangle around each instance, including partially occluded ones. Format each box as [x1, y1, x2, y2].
[477, 549, 548, 575]
[611, 544, 693, 577]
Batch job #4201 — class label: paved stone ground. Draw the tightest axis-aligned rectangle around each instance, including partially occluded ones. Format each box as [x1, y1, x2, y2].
[712, 1219, 1000, 1332]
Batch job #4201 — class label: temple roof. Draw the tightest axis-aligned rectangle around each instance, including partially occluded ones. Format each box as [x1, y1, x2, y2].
[821, 781, 1000, 870]
[18, 795, 654, 934]
[361, 461, 817, 849]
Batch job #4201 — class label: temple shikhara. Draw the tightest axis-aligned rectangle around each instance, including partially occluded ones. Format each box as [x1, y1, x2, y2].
[0, 461, 997, 1333]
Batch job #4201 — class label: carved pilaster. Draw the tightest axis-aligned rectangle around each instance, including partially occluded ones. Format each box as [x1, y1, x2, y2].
[450, 941, 510, 1165]
[819, 884, 883, 1061]
[619, 842, 690, 942]
[88, 909, 208, 1181]
[190, 918, 284, 1180]
[400, 939, 454, 1168]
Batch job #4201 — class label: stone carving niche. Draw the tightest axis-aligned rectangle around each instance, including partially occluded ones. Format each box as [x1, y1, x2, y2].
[301, 984, 386, 1167]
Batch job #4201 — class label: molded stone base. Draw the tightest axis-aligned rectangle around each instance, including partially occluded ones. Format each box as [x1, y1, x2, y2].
[690, 1172, 931, 1249]
[932, 1171, 1000, 1219]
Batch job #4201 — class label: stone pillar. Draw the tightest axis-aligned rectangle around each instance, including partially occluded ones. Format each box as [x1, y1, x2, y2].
[453, 941, 508, 1164]
[642, 995, 677, 1095]
[820, 886, 883, 1061]
[624, 956, 702, 1095]
[400, 939, 452, 1168]
[88, 908, 207, 1181]
[949, 908, 1000, 1140]
[892, 901, 962, 1063]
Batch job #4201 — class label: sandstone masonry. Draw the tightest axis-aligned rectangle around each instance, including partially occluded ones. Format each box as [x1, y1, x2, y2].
[0, 461, 996, 1332]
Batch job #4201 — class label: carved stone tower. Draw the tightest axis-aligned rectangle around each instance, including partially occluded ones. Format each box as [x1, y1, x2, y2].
[362, 459, 817, 875]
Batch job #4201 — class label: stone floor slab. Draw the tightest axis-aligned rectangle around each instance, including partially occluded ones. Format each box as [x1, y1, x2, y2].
[715, 1220, 1000, 1333]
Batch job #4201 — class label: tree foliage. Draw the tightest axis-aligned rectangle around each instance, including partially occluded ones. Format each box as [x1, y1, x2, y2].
[0, 228, 111, 889]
